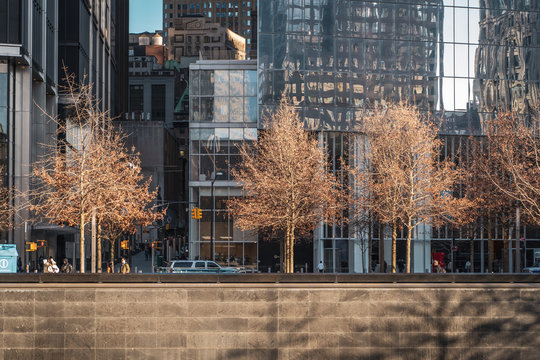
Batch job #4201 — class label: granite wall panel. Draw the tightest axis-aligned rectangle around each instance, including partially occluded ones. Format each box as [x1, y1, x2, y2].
[0, 284, 538, 359]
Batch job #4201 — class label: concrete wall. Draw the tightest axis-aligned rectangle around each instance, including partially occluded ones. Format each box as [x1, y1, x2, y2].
[0, 282, 539, 359]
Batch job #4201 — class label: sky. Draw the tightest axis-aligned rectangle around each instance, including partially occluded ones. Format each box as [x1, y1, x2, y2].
[129, 0, 162, 33]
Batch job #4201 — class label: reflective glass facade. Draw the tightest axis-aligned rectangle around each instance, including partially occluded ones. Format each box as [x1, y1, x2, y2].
[258, 0, 540, 134]
[189, 61, 258, 269]
[258, 0, 540, 272]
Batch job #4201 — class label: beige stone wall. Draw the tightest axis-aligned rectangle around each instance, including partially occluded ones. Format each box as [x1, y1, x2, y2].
[0, 284, 539, 359]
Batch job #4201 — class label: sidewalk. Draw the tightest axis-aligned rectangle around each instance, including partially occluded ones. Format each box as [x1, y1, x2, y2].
[129, 250, 153, 273]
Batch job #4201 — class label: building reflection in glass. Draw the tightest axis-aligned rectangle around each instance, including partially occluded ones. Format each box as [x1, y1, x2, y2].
[259, 0, 539, 135]
[260, 0, 444, 131]
[474, 0, 540, 122]
[257, 0, 540, 272]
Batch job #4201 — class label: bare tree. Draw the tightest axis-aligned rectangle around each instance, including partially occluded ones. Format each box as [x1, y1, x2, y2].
[477, 111, 540, 271]
[31, 71, 161, 272]
[228, 98, 344, 273]
[484, 111, 540, 225]
[0, 166, 14, 231]
[360, 102, 470, 273]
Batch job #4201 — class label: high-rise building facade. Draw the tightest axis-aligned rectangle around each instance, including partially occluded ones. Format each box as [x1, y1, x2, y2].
[167, 16, 246, 61]
[188, 60, 258, 269]
[111, 0, 130, 117]
[58, 0, 114, 112]
[0, 0, 129, 270]
[163, 1, 257, 58]
[0, 0, 58, 262]
[256, 0, 540, 272]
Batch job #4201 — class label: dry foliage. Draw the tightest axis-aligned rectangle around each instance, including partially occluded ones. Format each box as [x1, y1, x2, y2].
[357, 102, 470, 273]
[471, 110, 540, 272]
[228, 98, 344, 273]
[484, 111, 540, 225]
[0, 166, 14, 231]
[460, 136, 516, 272]
[31, 71, 161, 272]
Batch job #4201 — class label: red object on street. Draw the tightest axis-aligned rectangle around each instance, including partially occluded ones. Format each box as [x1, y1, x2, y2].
[432, 252, 446, 272]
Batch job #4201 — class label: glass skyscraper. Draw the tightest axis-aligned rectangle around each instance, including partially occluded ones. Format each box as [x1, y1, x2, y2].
[259, 0, 539, 133]
[257, 0, 540, 272]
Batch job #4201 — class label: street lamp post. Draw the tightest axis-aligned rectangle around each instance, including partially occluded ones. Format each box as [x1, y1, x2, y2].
[210, 171, 223, 261]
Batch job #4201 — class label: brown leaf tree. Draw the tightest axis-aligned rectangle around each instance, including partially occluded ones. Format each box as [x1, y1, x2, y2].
[0, 166, 14, 231]
[228, 98, 344, 273]
[360, 102, 470, 273]
[31, 71, 161, 272]
[479, 111, 539, 271]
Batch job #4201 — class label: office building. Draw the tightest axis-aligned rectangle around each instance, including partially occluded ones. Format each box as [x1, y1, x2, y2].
[0, 0, 58, 264]
[167, 16, 246, 61]
[0, 0, 129, 269]
[163, 0, 257, 58]
[257, 0, 540, 272]
[111, 0, 130, 117]
[188, 60, 258, 268]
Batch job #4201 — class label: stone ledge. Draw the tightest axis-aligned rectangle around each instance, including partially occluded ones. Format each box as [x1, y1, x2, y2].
[0, 273, 539, 284]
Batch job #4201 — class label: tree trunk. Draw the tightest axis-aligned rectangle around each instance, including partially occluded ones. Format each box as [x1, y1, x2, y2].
[285, 224, 295, 274]
[488, 216, 493, 273]
[97, 222, 102, 272]
[391, 220, 397, 273]
[279, 237, 284, 273]
[379, 222, 384, 273]
[284, 231, 288, 273]
[110, 239, 115, 264]
[80, 213, 85, 273]
[469, 234, 474, 273]
[291, 226, 295, 273]
[367, 215, 372, 273]
[91, 212, 96, 273]
[502, 225, 509, 273]
[405, 219, 412, 273]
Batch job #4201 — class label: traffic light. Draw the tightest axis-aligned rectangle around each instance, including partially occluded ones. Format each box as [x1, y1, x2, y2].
[191, 207, 202, 219]
[25, 242, 37, 252]
[151, 241, 161, 250]
[121, 240, 129, 250]
[37, 240, 47, 248]
[165, 223, 170, 230]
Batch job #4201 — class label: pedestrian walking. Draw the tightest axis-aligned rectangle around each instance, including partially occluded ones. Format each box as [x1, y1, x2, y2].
[433, 260, 445, 273]
[43, 258, 50, 273]
[107, 261, 114, 273]
[48, 259, 60, 273]
[465, 260, 471, 273]
[61, 258, 73, 273]
[120, 258, 130, 274]
[144, 244, 149, 261]
[317, 260, 324, 273]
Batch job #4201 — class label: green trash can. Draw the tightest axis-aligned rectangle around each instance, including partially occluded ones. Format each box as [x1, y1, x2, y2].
[157, 255, 164, 267]
[0, 244, 19, 273]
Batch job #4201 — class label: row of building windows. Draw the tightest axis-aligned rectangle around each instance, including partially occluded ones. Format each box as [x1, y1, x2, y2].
[165, 2, 252, 10]
[166, 11, 251, 18]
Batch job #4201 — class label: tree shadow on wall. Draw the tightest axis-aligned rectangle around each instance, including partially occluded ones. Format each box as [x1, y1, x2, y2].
[368, 287, 540, 360]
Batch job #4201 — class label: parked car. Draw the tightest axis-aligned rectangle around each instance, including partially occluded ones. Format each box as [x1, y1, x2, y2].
[522, 262, 540, 274]
[164, 260, 238, 274]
